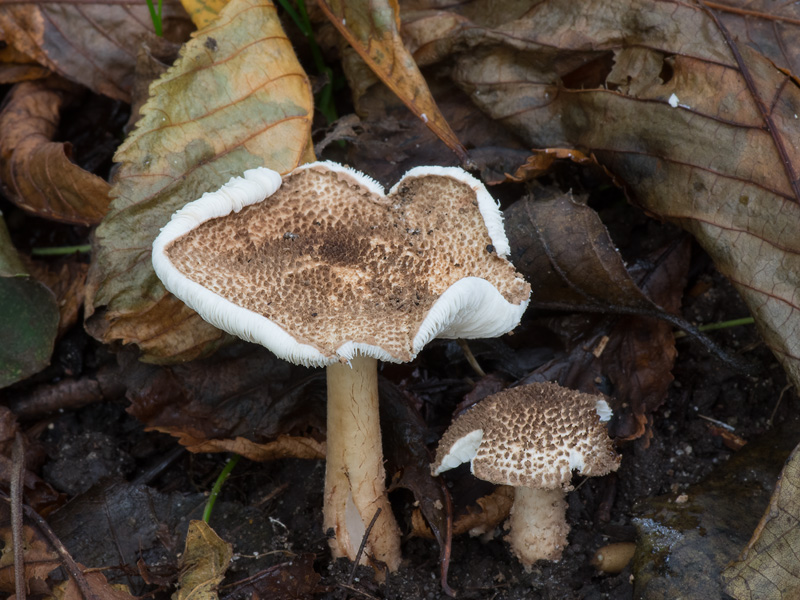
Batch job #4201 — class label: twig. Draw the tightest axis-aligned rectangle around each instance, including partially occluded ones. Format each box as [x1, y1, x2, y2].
[11, 433, 26, 600]
[348, 507, 381, 585]
[438, 481, 456, 598]
[768, 383, 794, 427]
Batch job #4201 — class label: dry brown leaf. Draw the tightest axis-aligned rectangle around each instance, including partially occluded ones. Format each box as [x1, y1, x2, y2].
[174, 521, 232, 600]
[414, 485, 514, 539]
[121, 345, 326, 456]
[52, 570, 136, 600]
[403, 0, 800, 389]
[84, 0, 314, 363]
[317, 0, 466, 161]
[507, 148, 592, 182]
[0, 43, 50, 84]
[0, 517, 59, 594]
[0, 0, 192, 102]
[161, 434, 325, 461]
[0, 77, 111, 225]
[721, 441, 800, 599]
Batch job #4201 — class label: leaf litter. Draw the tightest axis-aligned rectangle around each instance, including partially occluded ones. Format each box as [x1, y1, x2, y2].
[1, 0, 800, 598]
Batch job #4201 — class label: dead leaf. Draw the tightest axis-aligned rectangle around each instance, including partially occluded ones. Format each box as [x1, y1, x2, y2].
[0, 504, 60, 594]
[0, 77, 111, 225]
[506, 191, 669, 311]
[721, 441, 800, 599]
[52, 569, 136, 600]
[0, 215, 59, 389]
[121, 345, 326, 457]
[0, 43, 50, 84]
[48, 480, 202, 576]
[0, 0, 192, 102]
[165, 434, 325, 460]
[412, 485, 514, 539]
[403, 0, 800, 388]
[23, 258, 88, 337]
[507, 148, 592, 182]
[317, 0, 466, 161]
[231, 554, 320, 600]
[84, 0, 315, 363]
[173, 521, 232, 600]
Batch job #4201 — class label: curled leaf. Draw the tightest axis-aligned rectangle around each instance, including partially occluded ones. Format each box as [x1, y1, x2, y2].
[0, 78, 111, 225]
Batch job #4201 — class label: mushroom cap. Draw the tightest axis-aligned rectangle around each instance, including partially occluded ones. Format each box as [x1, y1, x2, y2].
[152, 161, 530, 368]
[431, 382, 620, 490]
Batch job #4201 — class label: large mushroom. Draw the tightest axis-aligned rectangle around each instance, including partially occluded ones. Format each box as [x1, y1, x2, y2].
[431, 381, 620, 568]
[151, 161, 530, 570]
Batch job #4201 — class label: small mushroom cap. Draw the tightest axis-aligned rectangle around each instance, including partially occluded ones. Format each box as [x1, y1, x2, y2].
[431, 382, 620, 490]
[152, 161, 530, 367]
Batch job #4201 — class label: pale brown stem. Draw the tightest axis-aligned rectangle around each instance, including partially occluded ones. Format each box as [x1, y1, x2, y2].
[323, 355, 402, 571]
[505, 487, 569, 569]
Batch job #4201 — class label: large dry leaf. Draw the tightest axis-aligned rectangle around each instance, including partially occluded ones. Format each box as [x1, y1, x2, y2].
[84, 0, 314, 363]
[721, 441, 800, 599]
[317, 0, 466, 161]
[0, 77, 111, 225]
[402, 0, 800, 389]
[0, 0, 191, 101]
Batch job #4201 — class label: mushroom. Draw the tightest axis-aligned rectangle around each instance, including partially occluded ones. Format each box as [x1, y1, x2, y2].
[431, 381, 620, 568]
[151, 161, 530, 570]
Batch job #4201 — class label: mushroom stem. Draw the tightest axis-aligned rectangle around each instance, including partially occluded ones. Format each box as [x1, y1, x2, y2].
[506, 487, 569, 569]
[324, 355, 402, 571]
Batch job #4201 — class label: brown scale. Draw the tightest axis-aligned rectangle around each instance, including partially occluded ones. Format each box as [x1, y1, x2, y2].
[166, 165, 529, 361]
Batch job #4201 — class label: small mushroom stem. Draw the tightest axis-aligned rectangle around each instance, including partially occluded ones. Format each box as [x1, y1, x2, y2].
[324, 355, 402, 571]
[505, 487, 569, 569]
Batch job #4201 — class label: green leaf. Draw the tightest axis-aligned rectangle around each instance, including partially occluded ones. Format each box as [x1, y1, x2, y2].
[0, 215, 59, 388]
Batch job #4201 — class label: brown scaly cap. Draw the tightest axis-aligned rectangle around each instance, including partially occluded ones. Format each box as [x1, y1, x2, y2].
[154, 162, 530, 367]
[432, 382, 620, 490]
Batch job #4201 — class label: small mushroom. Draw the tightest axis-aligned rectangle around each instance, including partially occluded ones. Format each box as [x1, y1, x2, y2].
[152, 161, 530, 570]
[431, 381, 620, 568]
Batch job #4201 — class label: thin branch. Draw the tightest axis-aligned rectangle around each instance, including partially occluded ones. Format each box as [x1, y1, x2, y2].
[11, 433, 26, 600]
[348, 508, 381, 585]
